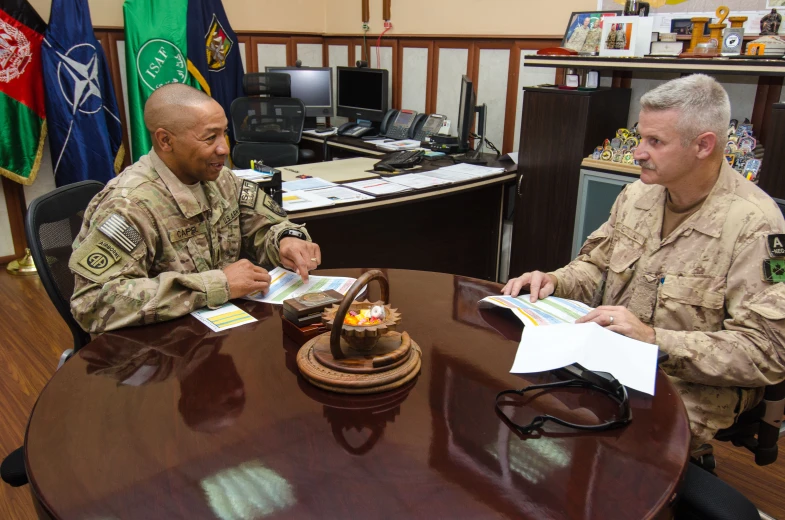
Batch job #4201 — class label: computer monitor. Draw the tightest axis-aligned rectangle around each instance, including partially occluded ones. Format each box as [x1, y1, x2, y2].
[456, 75, 476, 151]
[265, 66, 333, 121]
[336, 67, 389, 122]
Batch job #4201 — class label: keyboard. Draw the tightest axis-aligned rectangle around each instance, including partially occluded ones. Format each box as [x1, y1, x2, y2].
[373, 150, 425, 172]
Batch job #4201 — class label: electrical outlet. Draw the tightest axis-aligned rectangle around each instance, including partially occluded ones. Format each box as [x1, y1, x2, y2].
[384, 21, 392, 29]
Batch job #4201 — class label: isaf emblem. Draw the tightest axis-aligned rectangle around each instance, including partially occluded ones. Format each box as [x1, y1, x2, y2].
[136, 39, 188, 92]
[0, 18, 32, 83]
[205, 14, 233, 71]
[239, 180, 258, 208]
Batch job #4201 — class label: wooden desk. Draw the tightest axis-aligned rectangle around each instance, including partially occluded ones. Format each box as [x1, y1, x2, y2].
[25, 269, 691, 520]
[300, 134, 386, 161]
[285, 155, 517, 282]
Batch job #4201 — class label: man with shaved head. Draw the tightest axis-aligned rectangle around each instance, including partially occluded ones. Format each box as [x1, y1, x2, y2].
[70, 83, 321, 333]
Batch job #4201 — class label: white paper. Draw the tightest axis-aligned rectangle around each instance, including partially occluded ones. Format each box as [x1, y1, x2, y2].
[365, 139, 394, 146]
[343, 178, 413, 195]
[281, 190, 335, 211]
[191, 303, 257, 332]
[245, 267, 356, 305]
[420, 169, 478, 183]
[384, 173, 451, 189]
[437, 163, 505, 177]
[302, 127, 337, 137]
[502, 151, 519, 165]
[480, 295, 592, 325]
[306, 186, 375, 203]
[510, 323, 659, 395]
[281, 177, 337, 192]
[376, 139, 423, 151]
[233, 169, 273, 182]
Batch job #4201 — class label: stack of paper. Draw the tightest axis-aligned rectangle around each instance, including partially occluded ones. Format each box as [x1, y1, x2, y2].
[302, 127, 337, 137]
[246, 267, 357, 305]
[233, 169, 275, 182]
[282, 177, 336, 192]
[191, 303, 257, 332]
[436, 163, 505, 177]
[376, 139, 422, 152]
[480, 295, 659, 395]
[384, 173, 451, 190]
[306, 186, 375, 203]
[281, 190, 335, 211]
[343, 178, 412, 195]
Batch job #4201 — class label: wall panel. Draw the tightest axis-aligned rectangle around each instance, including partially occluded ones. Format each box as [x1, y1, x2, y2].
[433, 45, 472, 134]
[0, 182, 15, 258]
[475, 47, 511, 154]
[327, 43, 352, 126]
[399, 45, 430, 113]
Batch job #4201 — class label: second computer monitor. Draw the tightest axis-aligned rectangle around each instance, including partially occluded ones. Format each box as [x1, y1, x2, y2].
[265, 66, 333, 117]
[456, 75, 476, 150]
[336, 67, 389, 122]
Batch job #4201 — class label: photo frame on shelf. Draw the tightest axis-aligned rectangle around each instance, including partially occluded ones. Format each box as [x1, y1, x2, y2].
[562, 10, 623, 54]
[599, 16, 655, 57]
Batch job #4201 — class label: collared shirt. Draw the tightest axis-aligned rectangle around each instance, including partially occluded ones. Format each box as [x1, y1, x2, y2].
[70, 149, 308, 333]
[551, 160, 785, 443]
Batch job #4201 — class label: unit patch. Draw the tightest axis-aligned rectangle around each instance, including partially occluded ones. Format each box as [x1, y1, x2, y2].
[98, 213, 142, 253]
[205, 14, 234, 71]
[762, 259, 785, 283]
[239, 180, 258, 208]
[263, 193, 286, 217]
[767, 234, 785, 257]
[78, 240, 123, 276]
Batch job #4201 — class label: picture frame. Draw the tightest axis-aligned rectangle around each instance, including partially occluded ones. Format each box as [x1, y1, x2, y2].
[599, 16, 655, 57]
[562, 10, 623, 54]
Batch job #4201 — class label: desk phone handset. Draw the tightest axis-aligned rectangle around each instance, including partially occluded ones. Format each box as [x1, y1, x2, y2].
[337, 120, 374, 138]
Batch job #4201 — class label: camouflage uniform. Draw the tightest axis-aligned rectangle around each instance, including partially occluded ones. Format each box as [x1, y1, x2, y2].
[565, 24, 590, 52]
[70, 149, 309, 333]
[550, 160, 785, 446]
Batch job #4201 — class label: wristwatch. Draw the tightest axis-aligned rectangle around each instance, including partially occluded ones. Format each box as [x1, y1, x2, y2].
[278, 228, 307, 242]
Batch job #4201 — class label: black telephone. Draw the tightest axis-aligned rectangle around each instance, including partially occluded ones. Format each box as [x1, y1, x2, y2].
[337, 120, 374, 138]
[381, 109, 419, 140]
[410, 114, 447, 141]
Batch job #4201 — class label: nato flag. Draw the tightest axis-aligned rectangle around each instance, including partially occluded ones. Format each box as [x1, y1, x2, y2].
[42, 0, 124, 187]
[186, 0, 244, 142]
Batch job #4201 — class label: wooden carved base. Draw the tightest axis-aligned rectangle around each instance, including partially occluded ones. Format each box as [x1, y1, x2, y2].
[297, 331, 422, 394]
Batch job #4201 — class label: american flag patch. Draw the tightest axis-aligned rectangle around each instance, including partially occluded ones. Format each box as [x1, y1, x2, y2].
[98, 213, 142, 253]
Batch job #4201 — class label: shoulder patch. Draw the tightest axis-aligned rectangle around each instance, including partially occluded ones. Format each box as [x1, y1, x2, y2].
[762, 259, 785, 283]
[768, 234, 785, 258]
[98, 213, 142, 253]
[70, 231, 137, 284]
[262, 192, 287, 217]
[239, 180, 258, 208]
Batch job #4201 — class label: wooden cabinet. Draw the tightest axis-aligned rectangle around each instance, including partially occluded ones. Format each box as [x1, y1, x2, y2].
[759, 103, 785, 201]
[509, 87, 631, 276]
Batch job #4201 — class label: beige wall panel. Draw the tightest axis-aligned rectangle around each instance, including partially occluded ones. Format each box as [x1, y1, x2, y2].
[328, 45, 350, 126]
[326, 0, 595, 36]
[296, 43, 324, 67]
[435, 48, 468, 135]
[355, 45, 393, 108]
[257, 43, 288, 72]
[239, 42, 247, 73]
[514, 51, 557, 152]
[476, 49, 510, 153]
[401, 47, 428, 113]
[23, 143, 56, 207]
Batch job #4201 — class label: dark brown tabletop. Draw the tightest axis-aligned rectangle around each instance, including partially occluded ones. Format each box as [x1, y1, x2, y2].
[25, 269, 691, 520]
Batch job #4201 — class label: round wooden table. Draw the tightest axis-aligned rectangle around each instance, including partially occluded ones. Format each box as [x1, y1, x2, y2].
[26, 269, 691, 519]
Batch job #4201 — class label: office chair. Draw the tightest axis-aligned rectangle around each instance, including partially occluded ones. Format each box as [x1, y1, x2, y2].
[230, 72, 313, 168]
[673, 462, 762, 520]
[24, 179, 104, 361]
[2, 180, 104, 489]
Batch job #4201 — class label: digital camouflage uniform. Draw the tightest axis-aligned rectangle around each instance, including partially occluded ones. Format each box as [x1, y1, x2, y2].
[550, 160, 785, 447]
[70, 149, 309, 333]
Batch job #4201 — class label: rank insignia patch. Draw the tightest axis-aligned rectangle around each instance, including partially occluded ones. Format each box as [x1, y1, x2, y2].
[98, 214, 142, 253]
[767, 234, 785, 258]
[239, 180, 258, 208]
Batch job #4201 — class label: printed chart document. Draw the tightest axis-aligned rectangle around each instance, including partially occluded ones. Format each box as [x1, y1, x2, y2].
[246, 267, 357, 305]
[384, 173, 451, 190]
[344, 178, 412, 196]
[481, 295, 658, 395]
[307, 186, 375, 203]
[191, 303, 257, 332]
[282, 177, 336, 192]
[281, 190, 335, 211]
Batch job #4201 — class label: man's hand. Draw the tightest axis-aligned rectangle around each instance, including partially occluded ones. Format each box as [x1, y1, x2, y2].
[501, 271, 557, 302]
[223, 260, 271, 299]
[280, 238, 321, 282]
[576, 305, 656, 343]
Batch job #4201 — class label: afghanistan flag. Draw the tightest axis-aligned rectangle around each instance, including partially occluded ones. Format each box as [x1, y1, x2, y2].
[186, 0, 244, 143]
[123, 0, 201, 161]
[42, 0, 125, 187]
[0, 0, 46, 185]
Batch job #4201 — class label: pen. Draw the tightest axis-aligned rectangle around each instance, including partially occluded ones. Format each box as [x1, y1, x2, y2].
[283, 168, 299, 173]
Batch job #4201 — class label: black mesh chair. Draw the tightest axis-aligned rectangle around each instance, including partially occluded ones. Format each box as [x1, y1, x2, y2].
[24, 179, 104, 357]
[2, 180, 103, 489]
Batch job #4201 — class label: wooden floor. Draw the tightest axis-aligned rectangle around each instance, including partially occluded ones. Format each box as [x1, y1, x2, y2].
[1, 268, 784, 519]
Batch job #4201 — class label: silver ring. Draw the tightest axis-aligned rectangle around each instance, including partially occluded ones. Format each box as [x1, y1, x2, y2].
[609, 315, 614, 325]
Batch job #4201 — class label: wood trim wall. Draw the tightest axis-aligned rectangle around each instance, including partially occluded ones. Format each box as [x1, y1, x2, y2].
[430, 40, 477, 120]
[2, 177, 27, 258]
[397, 40, 435, 113]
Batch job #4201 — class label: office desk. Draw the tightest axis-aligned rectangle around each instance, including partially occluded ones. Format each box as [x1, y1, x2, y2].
[26, 269, 691, 520]
[285, 155, 517, 282]
[300, 134, 386, 161]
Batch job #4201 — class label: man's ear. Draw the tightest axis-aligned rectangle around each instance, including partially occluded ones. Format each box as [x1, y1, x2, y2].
[695, 131, 717, 160]
[153, 128, 174, 152]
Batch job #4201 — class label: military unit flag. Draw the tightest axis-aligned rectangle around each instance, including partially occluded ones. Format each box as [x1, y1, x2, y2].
[0, 0, 47, 185]
[186, 0, 244, 142]
[42, 0, 125, 187]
